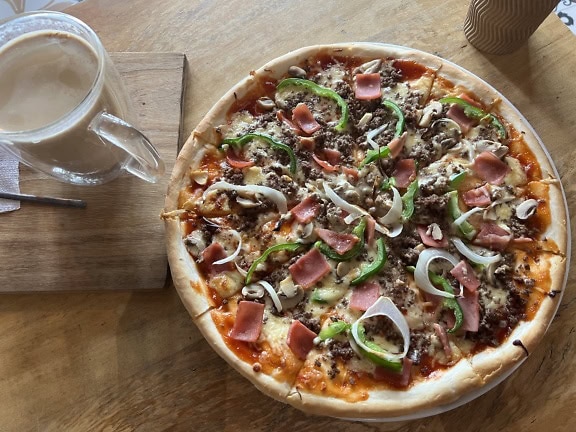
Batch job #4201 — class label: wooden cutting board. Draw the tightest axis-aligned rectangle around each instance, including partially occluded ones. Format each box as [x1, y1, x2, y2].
[0, 52, 186, 292]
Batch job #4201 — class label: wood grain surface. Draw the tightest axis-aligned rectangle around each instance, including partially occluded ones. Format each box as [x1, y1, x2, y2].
[0, 0, 574, 430]
[0, 52, 185, 292]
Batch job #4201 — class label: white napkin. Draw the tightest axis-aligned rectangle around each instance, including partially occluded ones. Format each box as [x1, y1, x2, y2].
[0, 153, 20, 213]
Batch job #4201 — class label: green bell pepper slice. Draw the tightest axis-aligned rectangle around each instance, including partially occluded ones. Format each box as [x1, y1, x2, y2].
[401, 179, 419, 221]
[449, 171, 467, 190]
[358, 146, 391, 169]
[356, 323, 403, 372]
[351, 237, 387, 286]
[221, 132, 297, 174]
[380, 176, 396, 191]
[315, 217, 366, 262]
[382, 99, 406, 138]
[439, 96, 506, 139]
[276, 78, 349, 132]
[245, 242, 302, 284]
[447, 190, 476, 240]
[428, 272, 464, 334]
[318, 321, 351, 340]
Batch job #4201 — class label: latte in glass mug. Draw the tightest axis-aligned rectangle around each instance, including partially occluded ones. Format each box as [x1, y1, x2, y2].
[0, 12, 164, 185]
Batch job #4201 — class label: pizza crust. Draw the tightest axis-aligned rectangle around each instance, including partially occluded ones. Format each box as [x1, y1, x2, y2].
[287, 358, 483, 419]
[193, 305, 301, 403]
[164, 43, 570, 419]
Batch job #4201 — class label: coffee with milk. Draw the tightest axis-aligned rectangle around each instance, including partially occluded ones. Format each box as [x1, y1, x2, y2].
[0, 12, 164, 185]
[0, 30, 127, 177]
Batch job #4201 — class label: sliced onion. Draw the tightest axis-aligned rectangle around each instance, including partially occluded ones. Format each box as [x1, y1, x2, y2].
[257, 280, 283, 313]
[452, 237, 501, 265]
[386, 222, 403, 238]
[350, 297, 410, 361]
[213, 230, 242, 265]
[453, 206, 484, 226]
[234, 262, 248, 277]
[204, 181, 288, 214]
[378, 187, 403, 224]
[324, 183, 390, 235]
[323, 183, 364, 218]
[366, 123, 389, 150]
[414, 248, 461, 299]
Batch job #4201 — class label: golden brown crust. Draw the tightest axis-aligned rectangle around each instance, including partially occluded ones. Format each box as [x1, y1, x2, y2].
[164, 43, 569, 419]
[287, 358, 483, 419]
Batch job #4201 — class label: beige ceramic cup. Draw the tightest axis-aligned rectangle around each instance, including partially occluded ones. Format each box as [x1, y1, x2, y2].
[464, 0, 559, 55]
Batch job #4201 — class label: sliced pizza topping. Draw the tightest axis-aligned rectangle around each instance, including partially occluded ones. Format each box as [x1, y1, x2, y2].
[392, 158, 416, 188]
[355, 72, 382, 100]
[225, 149, 254, 169]
[350, 296, 410, 371]
[315, 217, 366, 261]
[229, 301, 265, 342]
[288, 247, 331, 289]
[349, 281, 380, 311]
[276, 78, 349, 132]
[474, 223, 512, 251]
[200, 243, 235, 276]
[221, 132, 298, 174]
[292, 103, 322, 135]
[315, 228, 359, 255]
[462, 185, 491, 207]
[417, 224, 448, 248]
[290, 196, 320, 224]
[450, 260, 480, 292]
[473, 151, 510, 185]
[387, 132, 408, 158]
[286, 320, 317, 360]
[457, 289, 480, 332]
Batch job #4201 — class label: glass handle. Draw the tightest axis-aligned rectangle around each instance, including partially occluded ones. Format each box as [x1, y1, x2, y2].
[89, 112, 165, 183]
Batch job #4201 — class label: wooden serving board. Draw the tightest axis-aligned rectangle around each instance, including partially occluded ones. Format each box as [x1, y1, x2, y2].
[0, 52, 186, 292]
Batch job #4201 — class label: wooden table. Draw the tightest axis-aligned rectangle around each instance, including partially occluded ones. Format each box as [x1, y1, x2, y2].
[1, 0, 575, 430]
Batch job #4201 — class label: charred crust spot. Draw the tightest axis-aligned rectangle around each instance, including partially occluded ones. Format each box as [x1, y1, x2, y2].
[513, 339, 529, 357]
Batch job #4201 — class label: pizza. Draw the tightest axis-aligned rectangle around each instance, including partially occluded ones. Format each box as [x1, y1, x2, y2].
[162, 43, 568, 419]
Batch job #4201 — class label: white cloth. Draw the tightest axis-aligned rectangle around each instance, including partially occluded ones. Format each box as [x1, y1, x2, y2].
[0, 153, 20, 213]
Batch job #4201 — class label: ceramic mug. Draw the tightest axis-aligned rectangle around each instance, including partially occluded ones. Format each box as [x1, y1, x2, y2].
[0, 11, 165, 185]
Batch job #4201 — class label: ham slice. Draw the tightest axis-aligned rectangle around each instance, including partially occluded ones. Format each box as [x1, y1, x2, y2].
[388, 131, 408, 158]
[200, 243, 235, 276]
[292, 103, 321, 135]
[417, 225, 448, 248]
[457, 289, 480, 332]
[316, 228, 359, 254]
[323, 148, 341, 165]
[277, 110, 302, 134]
[349, 281, 380, 311]
[312, 153, 338, 172]
[289, 248, 331, 289]
[473, 151, 510, 185]
[462, 185, 491, 207]
[373, 357, 413, 388]
[446, 104, 476, 134]
[365, 216, 376, 246]
[342, 166, 359, 180]
[286, 320, 317, 360]
[355, 73, 382, 100]
[392, 158, 416, 188]
[433, 323, 453, 359]
[226, 149, 254, 169]
[474, 223, 511, 251]
[290, 196, 320, 224]
[450, 260, 480, 292]
[229, 301, 265, 342]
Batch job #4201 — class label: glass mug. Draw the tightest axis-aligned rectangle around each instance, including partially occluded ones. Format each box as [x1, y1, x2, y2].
[0, 11, 165, 185]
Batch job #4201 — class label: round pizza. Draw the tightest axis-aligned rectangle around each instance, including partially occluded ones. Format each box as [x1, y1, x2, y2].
[162, 43, 568, 419]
